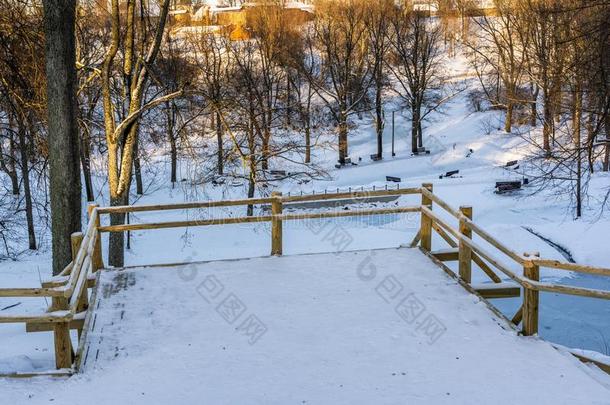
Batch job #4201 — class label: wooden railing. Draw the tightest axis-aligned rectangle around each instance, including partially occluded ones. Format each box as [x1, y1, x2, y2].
[1, 184, 609, 374]
[417, 183, 610, 337]
[0, 204, 103, 373]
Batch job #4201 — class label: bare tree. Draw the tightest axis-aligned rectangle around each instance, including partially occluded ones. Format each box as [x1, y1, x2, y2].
[309, 0, 372, 165]
[101, 0, 184, 267]
[365, 0, 392, 159]
[388, 7, 446, 153]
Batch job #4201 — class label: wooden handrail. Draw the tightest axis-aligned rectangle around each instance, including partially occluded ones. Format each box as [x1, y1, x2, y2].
[532, 259, 610, 277]
[99, 215, 274, 233]
[97, 197, 275, 214]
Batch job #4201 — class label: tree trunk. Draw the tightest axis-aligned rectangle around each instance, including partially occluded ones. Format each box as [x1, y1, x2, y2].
[42, 0, 81, 274]
[505, 101, 513, 133]
[286, 71, 292, 128]
[133, 137, 144, 195]
[338, 109, 348, 164]
[542, 88, 552, 155]
[530, 84, 538, 128]
[375, 67, 383, 159]
[166, 102, 177, 185]
[216, 110, 223, 175]
[305, 116, 311, 164]
[17, 124, 36, 250]
[411, 104, 419, 153]
[603, 114, 610, 172]
[108, 193, 128, 267]
[247, 172, 255, 217]
[574, 84, 582, 219]
[80, 132, 94, 202]
[169, 136, 177, 186]
[0, 133, 19, 195]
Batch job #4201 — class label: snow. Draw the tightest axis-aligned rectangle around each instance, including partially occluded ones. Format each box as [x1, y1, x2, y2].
[2, 248, 609, 403]
[1, 42, 609, 393]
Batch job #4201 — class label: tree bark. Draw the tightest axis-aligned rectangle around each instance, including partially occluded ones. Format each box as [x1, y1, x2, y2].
[0, 132, 19, 195]
[574, 83, 582, 219]
[603, 114, 610, 172]
[108, 193, 128, 268]
[411, 104, 419, 153]
[505, 101, 513, 133]
[80, 131, 94, 201]
[375, 66, 383, 159]
[216, 110, 223, 175]
[166, 102, 177, 184]
[17, 123, 36, 250]
[133, 136, 144, 195]
[338, 109, 348, 164]
[43, 0, 81, 274]
[542, 87, 553, 155]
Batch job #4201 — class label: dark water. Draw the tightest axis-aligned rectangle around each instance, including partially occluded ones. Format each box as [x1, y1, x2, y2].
[494, 273, 610, 354]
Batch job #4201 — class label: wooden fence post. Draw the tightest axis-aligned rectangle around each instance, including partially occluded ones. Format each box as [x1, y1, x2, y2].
[420, 183, 433, 251]
[522, 254, 540, 336]
[52, 232, 82, 369]
[271, 192, 283, 256]
[458, 206, 473, 283]
[88, 203, 104, 271]
[54, 323, 73, 369]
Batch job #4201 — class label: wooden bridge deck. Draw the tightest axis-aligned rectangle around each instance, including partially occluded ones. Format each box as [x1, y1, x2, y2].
[45, 248, 610, 404]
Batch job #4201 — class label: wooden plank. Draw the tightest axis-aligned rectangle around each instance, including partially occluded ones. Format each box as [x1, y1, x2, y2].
[522, 260, 540, 336]
[532, 259, 610, 277]
[568, 352, 610, 375]
[458, 206, 473, 283]
[71, 232, 89, 338]
[53, 322, 73, 369]
[0, 287, 65, 298]
[409, 230, 421, 248]
[271, 192, 283, 256]
[421, 187, 461, 218]
[88, 205, 104, 271]
[26, 318, 85, 333]
[97, 197, 275, 214]
[74, 271, 102, 372]
[42, 275, 70, 288]
[69, 256, 92, 312]
[433, 222, 458, 247]
[511, 305, 523, 325]
[431, 248, 459, 262]
[0, 369, 72, 379]
[420, 183, 433, 251]
[0, 311, 72, 324]
[473, 283, 521, 299]
[530, 281, 610, 300]
[472, 254, 503, 284]
[98, 215, 273, 233]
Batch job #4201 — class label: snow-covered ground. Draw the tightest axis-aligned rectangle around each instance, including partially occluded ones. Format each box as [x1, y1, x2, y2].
[3, 249, 610, 404]
[0, 51, 609, 385]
